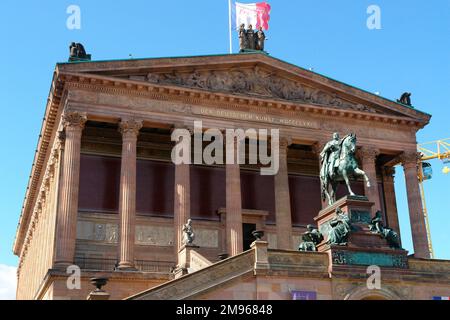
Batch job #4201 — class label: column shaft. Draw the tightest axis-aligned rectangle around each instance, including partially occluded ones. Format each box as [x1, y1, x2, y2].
[54, 112, 86, 268]
[402, 151, 430, 259]
[174, 163, 190, 254]
[382, 166, 401, 239]
[361, 147, 381, 213]
[117, 119, 142, 269]
[226, 137, 243, 256]
[274, 138, 292, 249]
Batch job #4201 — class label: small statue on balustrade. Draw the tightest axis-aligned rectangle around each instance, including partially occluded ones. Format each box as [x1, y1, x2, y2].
[182, 219, 195, 245]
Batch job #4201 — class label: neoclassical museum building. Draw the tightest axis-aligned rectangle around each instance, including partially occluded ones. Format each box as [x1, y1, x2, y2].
[13, 51, 450, 300]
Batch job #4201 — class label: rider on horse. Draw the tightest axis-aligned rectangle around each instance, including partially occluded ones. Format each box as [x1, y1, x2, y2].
[320, 132, 342, 179]
[319, 132, 371, 205]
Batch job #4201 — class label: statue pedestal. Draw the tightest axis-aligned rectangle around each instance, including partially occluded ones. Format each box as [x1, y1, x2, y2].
[314, 195, 408, 270]
[315, 195, 383, 249]
[174, 244, 200, 279]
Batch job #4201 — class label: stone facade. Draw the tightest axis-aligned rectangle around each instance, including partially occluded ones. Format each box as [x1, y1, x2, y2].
[13, 53, 449, 300]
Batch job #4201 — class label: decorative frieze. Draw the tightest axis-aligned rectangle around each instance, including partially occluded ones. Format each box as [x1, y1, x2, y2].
[331, 250, 408, 269]
[144, 68, 382, 114]
[18, 141, 61, 267]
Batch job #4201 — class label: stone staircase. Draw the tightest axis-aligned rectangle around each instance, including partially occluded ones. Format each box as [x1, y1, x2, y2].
[128, 249, 255, 300]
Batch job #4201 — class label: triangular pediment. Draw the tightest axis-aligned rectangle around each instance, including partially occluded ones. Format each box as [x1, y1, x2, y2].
[57, 53, 430, 122]
[126, 66, 391, 115]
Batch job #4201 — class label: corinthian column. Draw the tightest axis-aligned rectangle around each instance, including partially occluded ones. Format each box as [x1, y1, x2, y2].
[274, 137, 292, 249]
[401, 151, 430, 259]
[360, 147, 381, 213]
[382, 166, 401, 244]
[117, 119, 142, 270]
[54, 111, 87, 269]
[173, 126, 191, 257]
[225, 136, 243, 256]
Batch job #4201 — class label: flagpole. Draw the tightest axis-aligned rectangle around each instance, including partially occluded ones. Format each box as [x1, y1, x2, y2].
[228, 0, 233, 53]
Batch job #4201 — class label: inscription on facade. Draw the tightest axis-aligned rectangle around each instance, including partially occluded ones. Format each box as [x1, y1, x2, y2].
[193, 106, 319, 129]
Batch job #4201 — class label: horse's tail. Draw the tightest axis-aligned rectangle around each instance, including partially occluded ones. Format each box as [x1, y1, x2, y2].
[320, 176, 326, 202]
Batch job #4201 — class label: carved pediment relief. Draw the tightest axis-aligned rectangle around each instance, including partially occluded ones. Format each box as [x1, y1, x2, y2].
[127, 67, 387, 115]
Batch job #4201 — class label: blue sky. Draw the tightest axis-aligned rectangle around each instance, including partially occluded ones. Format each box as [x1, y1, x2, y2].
[0, 0, 449, 269]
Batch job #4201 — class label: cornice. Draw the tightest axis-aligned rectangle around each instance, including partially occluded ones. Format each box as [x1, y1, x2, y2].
[13, 70, 65, 256]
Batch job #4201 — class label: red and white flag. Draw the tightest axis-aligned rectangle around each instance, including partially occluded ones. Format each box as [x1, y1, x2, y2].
[235, 2, 271, 30]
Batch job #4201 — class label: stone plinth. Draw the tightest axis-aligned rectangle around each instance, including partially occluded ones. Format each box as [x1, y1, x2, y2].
[317, 243, 408, 269]
[315, 195, 408, 271]
[315, 195, 378, 249]
[174, 244, 200, 279]
[87, 290, 110, 300]
[250, 240, 269, 274]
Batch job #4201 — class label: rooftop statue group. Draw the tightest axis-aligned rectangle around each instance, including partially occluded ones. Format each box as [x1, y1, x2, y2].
[397, 92, 412, 106]
[320, 132, 370, 205]
[239, 24, 267, 52]
[68, 42, 91, 61]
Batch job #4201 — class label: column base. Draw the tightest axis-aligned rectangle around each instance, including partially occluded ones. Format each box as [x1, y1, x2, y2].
[115, 262, 137, 271]
[173, 267, 188, 279]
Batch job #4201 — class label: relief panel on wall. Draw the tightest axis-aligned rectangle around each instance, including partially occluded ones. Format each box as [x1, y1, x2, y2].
[267, 233, 277, 249]
[135, 225, 174, 246]
[76, 220, 118, 244]
[193, 229, 219, 248]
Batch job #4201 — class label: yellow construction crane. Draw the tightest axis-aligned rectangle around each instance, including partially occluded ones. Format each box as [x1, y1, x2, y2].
[417, 138, 450, 258]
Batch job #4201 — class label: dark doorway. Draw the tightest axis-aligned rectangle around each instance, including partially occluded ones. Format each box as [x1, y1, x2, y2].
[242, 223, 256, 251]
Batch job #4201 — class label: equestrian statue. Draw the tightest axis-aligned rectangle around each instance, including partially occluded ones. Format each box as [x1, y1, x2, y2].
[320, 132, 370, 205]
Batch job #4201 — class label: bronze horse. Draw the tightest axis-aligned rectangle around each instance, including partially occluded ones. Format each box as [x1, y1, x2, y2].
[320, 133, 370, 205]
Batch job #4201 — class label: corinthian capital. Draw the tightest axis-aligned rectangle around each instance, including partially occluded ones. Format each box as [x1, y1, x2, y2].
[383, 166, 396, 178]
[313, 140, 328, 155]
[279, 136, 292, 149]
[62, 111, 87, 129]
[359, 146, 380, 161]
[400, 151, 421, 169]
[119, 118, 143, 136]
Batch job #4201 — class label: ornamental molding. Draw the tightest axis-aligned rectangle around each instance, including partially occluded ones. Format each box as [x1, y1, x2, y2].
[18, 143, 61, 270]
